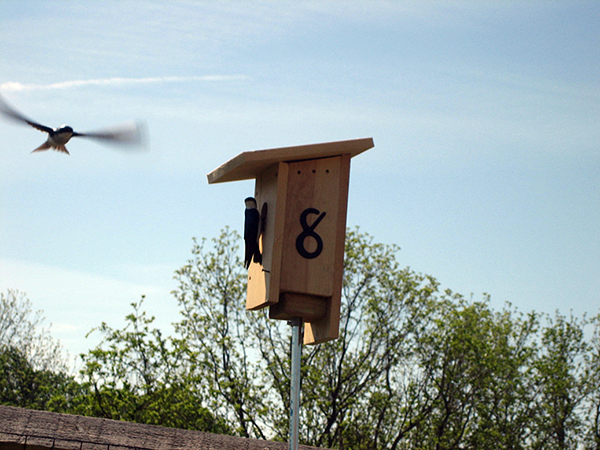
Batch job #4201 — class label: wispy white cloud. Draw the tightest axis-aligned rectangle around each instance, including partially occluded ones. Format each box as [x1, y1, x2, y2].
[0, 75, 248, 92]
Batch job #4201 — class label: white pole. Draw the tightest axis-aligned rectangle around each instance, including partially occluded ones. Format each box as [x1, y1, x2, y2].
[289, 317, 303, 450]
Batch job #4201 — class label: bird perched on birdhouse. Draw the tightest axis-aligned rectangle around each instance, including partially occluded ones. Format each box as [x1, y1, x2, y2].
[244, 197, 262, 269]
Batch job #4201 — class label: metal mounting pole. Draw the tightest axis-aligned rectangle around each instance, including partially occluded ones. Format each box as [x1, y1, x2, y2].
[289, 317, 303, 450]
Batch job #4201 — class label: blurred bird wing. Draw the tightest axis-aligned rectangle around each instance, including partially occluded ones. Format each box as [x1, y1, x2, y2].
[0, 95, 53, 133]
[73, 121, 147, 147]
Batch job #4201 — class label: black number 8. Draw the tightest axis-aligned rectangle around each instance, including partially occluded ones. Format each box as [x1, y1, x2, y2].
[296, 208, 326, 259]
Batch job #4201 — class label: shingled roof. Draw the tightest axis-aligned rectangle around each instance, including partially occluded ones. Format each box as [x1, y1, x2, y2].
[0, 405, 326, 450]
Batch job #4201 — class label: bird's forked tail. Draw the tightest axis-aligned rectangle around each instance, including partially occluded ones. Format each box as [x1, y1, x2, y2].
[31, 142, 70, 154]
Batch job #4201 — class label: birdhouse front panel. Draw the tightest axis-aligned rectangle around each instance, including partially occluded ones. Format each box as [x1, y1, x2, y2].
[279, 156, 345, 297]
[270, 154, 351, 344]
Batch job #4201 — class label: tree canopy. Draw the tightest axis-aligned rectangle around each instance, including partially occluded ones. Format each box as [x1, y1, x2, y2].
[2, 229, 600, 449]
[0, 290, 81, 411]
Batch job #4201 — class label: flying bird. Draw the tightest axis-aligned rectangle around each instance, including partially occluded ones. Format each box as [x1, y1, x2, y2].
[244, 197, 262, 269]
[0, 94, 146, 155]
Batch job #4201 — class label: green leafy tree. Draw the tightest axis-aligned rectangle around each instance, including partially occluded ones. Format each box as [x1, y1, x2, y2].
[12, 228, 596, 450]
[78, 297, 230, 433]
[466, 305, 539, 450]
[253, 228, 443, 449]
[0, 289, 66, 372]
[172, 227, 485, 449]
[167, 227, 600, 449]
[0, 289, 82, 411]
[583, 314, 600, 450]
[172, 229, 269, 439]
[0, 345, 83, 411]
[405, 297, 540, 450]
[169, 227, 600, 449]
[530, 313, 591, 450]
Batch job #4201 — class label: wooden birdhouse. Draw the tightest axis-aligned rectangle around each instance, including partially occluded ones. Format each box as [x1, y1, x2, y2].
[207, 138, 374, 344]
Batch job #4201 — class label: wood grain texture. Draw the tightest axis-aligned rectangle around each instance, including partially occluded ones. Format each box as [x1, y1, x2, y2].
[246, 163, 280, 310]
[279, 157, 343, 298]
[0, 405, 326, 450]
[269, 293, 328, 322]
[304, 154, 350, 344]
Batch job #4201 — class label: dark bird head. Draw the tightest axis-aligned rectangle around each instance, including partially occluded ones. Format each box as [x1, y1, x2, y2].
[54, 125, 74, 134]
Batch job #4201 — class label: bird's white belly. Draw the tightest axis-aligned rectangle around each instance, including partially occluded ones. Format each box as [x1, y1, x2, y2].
[48, 131, 73, 146]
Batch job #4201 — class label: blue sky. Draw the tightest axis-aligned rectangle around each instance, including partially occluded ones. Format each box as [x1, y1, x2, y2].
[0, 1, 598, 361]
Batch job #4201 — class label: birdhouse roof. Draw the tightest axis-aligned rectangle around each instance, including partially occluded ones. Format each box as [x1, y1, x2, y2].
[207, 137, 374, 184]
